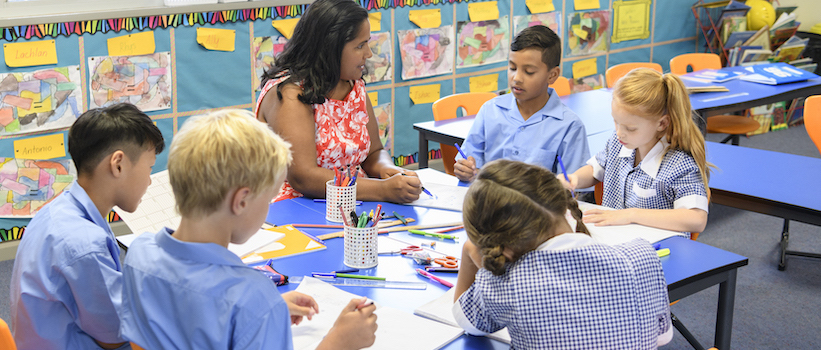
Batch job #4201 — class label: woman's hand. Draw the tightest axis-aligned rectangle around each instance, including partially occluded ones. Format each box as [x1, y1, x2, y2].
[381, 173, 422, 203]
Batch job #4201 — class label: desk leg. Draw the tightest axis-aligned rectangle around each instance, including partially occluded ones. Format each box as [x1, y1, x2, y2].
[715, 269, 738, 350]
[418, 132, 429, 169]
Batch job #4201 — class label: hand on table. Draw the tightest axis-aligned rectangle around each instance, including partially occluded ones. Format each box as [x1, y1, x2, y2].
[583, 208, 635, 226]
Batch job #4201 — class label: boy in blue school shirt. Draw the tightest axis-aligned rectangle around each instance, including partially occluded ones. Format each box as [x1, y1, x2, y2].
[10, 103, 165, 350]
[119, 110, 378, 350]
[454, 25, 590, 182]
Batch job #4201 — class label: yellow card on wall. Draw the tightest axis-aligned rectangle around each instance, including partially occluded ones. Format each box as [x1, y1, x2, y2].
[575, 0, 600, 10]
[107, 32, 155, 56]
[3, 40, 57, 68]
[272, 18, 300, 39]
[197, 28, 235, 51]
[409, 85, 440, 104]
[572, 58, 597, 79]
[14, 134, 65, 160]
[468, 2, 500, 22]
[369, 13, 382, 32]
[470, 74, 498, 93]
[409, 9, 441, 29]
[526, 0, 555, 14]
[368, 91, 378, 106]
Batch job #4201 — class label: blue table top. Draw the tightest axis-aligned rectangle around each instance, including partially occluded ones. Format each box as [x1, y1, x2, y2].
[688, 76, 821, 112]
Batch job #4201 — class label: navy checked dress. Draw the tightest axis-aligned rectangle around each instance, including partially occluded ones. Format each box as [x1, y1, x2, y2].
[454, 235, 671, 349]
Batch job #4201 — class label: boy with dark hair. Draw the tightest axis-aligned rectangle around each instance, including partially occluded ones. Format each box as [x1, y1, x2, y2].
[10, 103, 164, 350]
[454, 25, 590, 182]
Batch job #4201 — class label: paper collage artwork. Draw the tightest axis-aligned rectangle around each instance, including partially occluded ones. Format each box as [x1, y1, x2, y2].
[0, 66, 82, 136]
[88, 53, 172, 112]
[374, 102, 393, 156]
[364, 32, 393, 84]
[456, 16, 510, 68]
[398, 26, 455, 80]
[253, 36, 289, 91]
[570, 74, 605, 93]
[567, 11, 611, 57]
[0, 158, 76, 217]
[514, 12, 562, 38]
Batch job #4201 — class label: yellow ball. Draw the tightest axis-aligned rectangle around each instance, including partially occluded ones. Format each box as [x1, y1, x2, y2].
[746, 0, 776, 31]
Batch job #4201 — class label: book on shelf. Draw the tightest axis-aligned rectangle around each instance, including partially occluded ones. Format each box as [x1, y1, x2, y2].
[770, 36, 808, 63]
[738, 48, 772, 66]
[721, 16, 748, 47]
[724, 30, 755, 49]
[742, 24, 771, 51]
[739, 62, 819, 85]
[775, 6, 797, 21]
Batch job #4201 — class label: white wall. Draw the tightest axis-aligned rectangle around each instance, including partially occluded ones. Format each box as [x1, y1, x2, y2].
[779, 0, 820, 32]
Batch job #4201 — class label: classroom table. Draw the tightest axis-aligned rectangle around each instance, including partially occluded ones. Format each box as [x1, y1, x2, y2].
[688, 77, 821, 117]
[267, 195, 748, 349]
[706, 141, 821, 269]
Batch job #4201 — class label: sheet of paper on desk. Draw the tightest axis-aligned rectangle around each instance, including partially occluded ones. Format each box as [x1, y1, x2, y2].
[115, 170, 180, 235]
[414, 288, 511, 344]
[292, 277, 464, 350]
[403, 182, 468, 212]
[573, 202, 684, 245]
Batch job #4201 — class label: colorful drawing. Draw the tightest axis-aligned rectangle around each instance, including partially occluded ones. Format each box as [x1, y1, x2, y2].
[514, 12, 562, 38]
[567, 11, 611, 57]
[456, 16, 510, 68]
[0, 158, 76, 217]
[88, 53, 172, 112]
[569, 74, 605, 93]
[398, 26, 455, 80]
[364, 32, 393, 84]
[0, 66, 82, 136]
[253, 35, 289, 90]
[373, 102, 392, 155]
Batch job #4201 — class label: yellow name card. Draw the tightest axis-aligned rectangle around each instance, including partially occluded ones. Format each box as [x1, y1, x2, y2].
[470, 74, 498, 93]
[526, 0, 555, 14]
[368, 91, 378, 107]
[409, 84, 441, 104]
[14, 134, 66, 160]
[107, 32, 155, 57]
[572, 58, 597, 79]
[272, 18, 300, 39]
[575, 0, 600, 10]
[468, 2, 500, 22]
[369, 12, 382, 32]
[409, 9, 441, 29]
[196, 28, 235, 52]
[4, 40, 58, 68]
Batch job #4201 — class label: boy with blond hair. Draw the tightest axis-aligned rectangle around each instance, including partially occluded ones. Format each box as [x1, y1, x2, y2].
[119, 109, 377, 350]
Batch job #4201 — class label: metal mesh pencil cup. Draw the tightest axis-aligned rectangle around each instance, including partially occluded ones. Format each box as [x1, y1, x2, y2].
[343, 225, 378, 268]
[325, 180, 357, 222]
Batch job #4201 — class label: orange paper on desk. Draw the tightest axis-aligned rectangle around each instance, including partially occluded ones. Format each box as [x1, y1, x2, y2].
[247, 225, 326, 260]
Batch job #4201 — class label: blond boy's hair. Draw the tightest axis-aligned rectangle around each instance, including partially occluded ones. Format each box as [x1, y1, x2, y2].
[168, 109, 292, 217]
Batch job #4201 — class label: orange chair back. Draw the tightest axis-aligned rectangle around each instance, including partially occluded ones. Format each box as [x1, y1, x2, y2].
[431, 92, 497, 175]
[131, 342, 147, 350]
[605, 62, 663, 88]
[0, 318, 16, 350]
[669, 53, 722, 74]
[553, 76, 571, 97]
[804, 95, 821, 155]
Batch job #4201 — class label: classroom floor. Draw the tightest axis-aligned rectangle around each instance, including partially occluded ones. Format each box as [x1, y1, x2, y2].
[0, 128, 819, 349]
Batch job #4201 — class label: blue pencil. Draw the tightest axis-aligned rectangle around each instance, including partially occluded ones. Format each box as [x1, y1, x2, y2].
[557, 155, 575, 198]
[453, 143, 468, 159]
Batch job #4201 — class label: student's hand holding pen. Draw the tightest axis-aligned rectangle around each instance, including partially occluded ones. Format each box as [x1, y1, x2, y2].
[556, 173, 579, 192]
[318, 297, 378, 350]
[282, 291, 319, 325]
[454, 157, 478, 182]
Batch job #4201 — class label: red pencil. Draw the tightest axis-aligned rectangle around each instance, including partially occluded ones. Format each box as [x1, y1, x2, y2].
[435, 225, 464, 233]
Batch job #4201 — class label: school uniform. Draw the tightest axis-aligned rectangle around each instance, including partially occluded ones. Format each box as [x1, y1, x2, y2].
[590, 134, 709, 217]
[120, 228, 292, 350]
[461, 88, 590, 174]
[9, 181, 129, 350]
[454, 234, 672, 349]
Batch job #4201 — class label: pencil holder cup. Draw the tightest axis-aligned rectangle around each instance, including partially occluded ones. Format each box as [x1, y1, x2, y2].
[343, 225, 378, 269]
[325, 180, 357, 223]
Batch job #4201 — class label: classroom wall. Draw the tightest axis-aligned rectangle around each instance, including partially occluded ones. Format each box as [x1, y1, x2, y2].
[0, 0, 697, 234]
[780, 0, 820, 32]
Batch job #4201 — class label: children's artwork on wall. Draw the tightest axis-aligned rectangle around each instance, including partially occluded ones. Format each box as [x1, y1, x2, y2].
[397, 26, 455, 80]
[373, 102, 393, 156]
[513, 12, 562, 39]
[364, 32, 393, 84]
[88, 52, 172, 112]
[569, 74, 605, 93]
[567, 11, 611, 57]
[0, 158, 76, 218]
[0, 66, 82, 136]
[253, 35, 289, 90]
[456, 16, 510, 68]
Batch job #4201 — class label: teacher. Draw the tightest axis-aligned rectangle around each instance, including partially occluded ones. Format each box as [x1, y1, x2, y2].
[255, 0, 422, 203]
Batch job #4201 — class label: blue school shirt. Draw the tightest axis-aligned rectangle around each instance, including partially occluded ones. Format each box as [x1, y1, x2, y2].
[589, 134, 709, 214]
[461, 89, 590, 173]
[9, 181, 129, 350]
[120, 228, 293, 350]
[454, 234, 672, 349]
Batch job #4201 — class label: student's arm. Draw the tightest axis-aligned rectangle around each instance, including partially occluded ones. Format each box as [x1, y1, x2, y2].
[454, 106, 489, 182]
[559, 120, 591, 176]
[453, 240, 481, 302]
[316, 298, 378, 350]
[63, 251, 127, 347]
[560, 164, 599, 191]
[582, 207, 708, 233]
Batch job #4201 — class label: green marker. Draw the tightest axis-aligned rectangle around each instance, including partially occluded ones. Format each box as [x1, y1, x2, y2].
[409, 229, 456, 240]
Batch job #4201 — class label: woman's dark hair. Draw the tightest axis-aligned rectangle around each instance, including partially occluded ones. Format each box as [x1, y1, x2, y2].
[261, 0, 368, 105]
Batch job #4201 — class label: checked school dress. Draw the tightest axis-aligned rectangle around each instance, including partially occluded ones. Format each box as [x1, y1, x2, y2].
[255, 72, 371, 201]
[454, 234, 672, 349]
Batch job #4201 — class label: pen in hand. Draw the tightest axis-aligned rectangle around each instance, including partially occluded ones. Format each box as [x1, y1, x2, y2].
[556, 155, 575, 198]
[401, 173, 436, 198]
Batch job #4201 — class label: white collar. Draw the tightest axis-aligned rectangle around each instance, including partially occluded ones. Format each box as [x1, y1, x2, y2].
[617, 136, 669, 179]
[535, 233, 596, 251]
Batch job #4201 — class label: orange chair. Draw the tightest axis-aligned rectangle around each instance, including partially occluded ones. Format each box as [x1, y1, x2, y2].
[670, 53, 760, 145]
[804, 95, 821, 154]
[131, 342, 147, 350]
[605, 62, 662, 88]
[431, 92, 497, 175]
[0, 318, 16, 350]
[553, 76, 571, 97]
